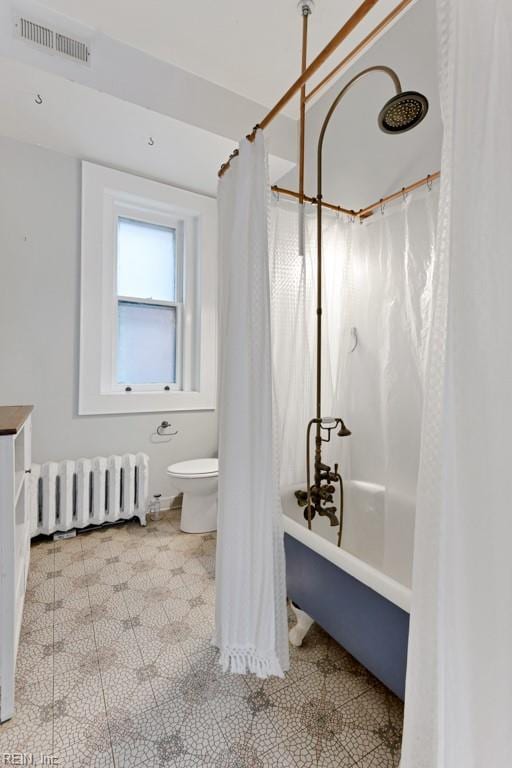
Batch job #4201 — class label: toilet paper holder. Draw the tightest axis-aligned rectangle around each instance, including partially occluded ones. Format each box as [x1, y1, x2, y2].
[157, 421, 178, 436]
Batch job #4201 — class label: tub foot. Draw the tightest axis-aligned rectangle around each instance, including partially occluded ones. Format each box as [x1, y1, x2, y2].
[289, 602, 314, 647]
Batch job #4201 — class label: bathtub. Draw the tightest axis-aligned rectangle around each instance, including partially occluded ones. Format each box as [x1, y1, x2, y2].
[282, 480, 413, 699]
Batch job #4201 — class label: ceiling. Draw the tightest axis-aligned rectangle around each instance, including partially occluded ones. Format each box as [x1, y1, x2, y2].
[34, 0, 416, 116]
[0, 57, 294, 197]
[0, 0, 439, 199]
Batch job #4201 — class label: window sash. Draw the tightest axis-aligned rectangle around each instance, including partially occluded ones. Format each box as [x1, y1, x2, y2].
[116, 295, 179, 308]
[111, 212, 184, 393]
[117, 216, 179, 303]
[113, 298, 183, 392]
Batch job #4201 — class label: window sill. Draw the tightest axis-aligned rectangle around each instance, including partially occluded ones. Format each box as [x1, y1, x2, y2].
[78, 389, 216, 416]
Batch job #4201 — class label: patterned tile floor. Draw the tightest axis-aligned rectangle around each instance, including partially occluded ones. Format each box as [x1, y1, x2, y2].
[0, 510, 403, 767]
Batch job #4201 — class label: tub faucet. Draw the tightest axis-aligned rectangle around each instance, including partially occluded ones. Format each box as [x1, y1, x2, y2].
[295, 418, 351, 542]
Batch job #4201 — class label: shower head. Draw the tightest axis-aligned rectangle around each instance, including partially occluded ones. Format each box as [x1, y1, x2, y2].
[337, 421, 351, 438]
[378, 91, 429, 134]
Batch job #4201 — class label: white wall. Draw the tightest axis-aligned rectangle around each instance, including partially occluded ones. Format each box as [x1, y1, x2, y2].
[0, 136, 217, 504]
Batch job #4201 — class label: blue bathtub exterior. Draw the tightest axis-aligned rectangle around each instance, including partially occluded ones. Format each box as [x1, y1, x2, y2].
[284, 532, 410, 699]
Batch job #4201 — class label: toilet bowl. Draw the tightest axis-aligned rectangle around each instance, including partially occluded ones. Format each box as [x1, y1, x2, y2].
[167, 458, 218, 533]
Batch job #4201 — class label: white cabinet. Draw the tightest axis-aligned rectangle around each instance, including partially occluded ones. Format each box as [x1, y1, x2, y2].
[0, 406, 33, 723]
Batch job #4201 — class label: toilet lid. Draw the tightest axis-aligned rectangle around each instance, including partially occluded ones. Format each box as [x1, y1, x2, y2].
[167, 458, 218, 479]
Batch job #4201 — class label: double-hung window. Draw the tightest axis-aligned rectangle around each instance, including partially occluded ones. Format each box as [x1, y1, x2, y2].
[79, 162, 216, 415]
[116, 216, 181, 391]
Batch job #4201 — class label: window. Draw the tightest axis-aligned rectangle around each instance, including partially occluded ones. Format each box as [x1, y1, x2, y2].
[116, 218, 179, 389]
[79, 162, 217, 415]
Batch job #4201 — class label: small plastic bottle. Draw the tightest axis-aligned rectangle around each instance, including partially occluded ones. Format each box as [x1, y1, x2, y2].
[149, 493, 162, 521]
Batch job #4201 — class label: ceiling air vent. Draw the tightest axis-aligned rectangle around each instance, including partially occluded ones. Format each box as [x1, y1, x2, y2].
[16, 16, 90, 65]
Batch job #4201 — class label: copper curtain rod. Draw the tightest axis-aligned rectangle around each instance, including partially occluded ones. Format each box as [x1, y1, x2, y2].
[272, 170, 440, 219]
[359, 170, 440, 217]
[305, 0, 415, 104]
[271, 185, 355, 216]
[218, 0, 381, 177]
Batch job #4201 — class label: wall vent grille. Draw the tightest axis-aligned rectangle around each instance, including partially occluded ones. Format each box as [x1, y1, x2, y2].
[19, 17, 54, 49]
[55, 32, 89, 63]
[17, 16, 90, 65]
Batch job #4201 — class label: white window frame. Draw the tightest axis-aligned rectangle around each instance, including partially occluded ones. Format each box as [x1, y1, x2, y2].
[79, 162, 217, 415]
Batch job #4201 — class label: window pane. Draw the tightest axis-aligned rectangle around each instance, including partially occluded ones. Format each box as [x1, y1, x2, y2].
[117, 302, 176, 384]
[117, 218, 176, 301]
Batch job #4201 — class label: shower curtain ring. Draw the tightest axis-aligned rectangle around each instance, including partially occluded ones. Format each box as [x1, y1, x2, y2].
[427, 174, 433, 191]
[402, 187, 408, 203]
[380, 198, 385, 215]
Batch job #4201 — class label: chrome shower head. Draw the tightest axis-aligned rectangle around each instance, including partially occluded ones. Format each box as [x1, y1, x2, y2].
[378, 91, 429, 134]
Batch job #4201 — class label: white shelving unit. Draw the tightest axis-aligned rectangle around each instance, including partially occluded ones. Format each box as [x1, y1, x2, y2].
[0, 405, 33, 723]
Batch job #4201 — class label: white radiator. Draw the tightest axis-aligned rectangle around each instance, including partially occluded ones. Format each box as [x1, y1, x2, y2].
[31, 453, 149, 536]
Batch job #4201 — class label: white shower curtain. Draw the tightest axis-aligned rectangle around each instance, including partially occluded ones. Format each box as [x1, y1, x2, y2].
[271, 194, 437, 587]
[269, 200, 315, 489]
[270, 201, 358, 492]
[346, 196, 437, 584]
[214, 132, 289, 678]
[401, 2, 512, 766]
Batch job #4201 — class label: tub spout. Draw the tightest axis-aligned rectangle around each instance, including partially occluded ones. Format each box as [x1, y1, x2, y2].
[319, 506, 339, 526]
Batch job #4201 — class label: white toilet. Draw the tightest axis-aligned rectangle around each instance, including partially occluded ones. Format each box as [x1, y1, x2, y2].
[167, 458, 218, 533]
